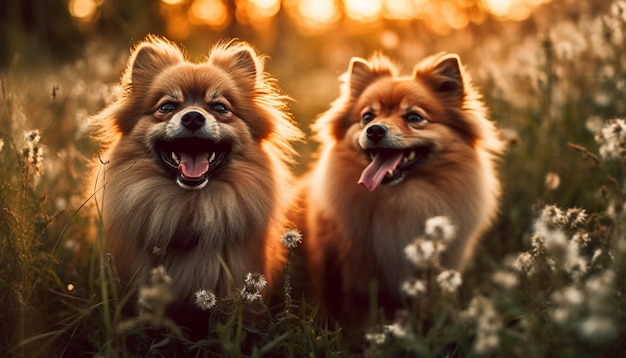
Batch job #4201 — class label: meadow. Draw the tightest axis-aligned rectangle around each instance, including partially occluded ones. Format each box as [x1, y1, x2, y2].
[1, 0, 626, 356]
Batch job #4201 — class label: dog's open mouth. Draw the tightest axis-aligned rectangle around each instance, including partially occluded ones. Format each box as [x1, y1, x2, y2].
[358, 147, 429, 192]
[156, 137, 230, 190]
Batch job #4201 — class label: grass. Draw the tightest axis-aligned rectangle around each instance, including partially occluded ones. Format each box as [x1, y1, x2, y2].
[1, 0, 626, 356]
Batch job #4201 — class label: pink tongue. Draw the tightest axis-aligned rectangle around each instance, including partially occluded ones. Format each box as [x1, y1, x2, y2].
[177, 152, 210, 179]
[358, 152, 404, 192]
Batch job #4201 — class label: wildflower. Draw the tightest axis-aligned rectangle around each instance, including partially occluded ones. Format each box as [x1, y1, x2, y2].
[281, 229, 302, 249]
[138, 265, 173, 319]
[513, 251, 535, 272]
[194, 289, 217, 311]
[565, 208, 587, 229]
[22, 129, 44, 175]
[401, 278, 427, 297]
[365, 332, 387, 345]
[538, 204, 566, 230]
[241, 272, 266, 303]
[424, 216, 457, 243]
[404, 238, 437, 267]
[491, 270, 518, 290]
[385, 322, 409, 339]
[595, 118, 626, 160]
[436, 270, 462, 293]
[461, 296, 502, 355]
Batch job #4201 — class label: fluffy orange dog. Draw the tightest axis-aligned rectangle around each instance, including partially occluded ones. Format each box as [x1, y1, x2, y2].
[299, 53, 502, 325]
[92, 35, 302, 328]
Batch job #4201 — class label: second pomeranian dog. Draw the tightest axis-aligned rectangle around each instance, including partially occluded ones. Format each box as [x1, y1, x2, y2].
[92, 35, 302, 331]
[298, 53, 503, 326]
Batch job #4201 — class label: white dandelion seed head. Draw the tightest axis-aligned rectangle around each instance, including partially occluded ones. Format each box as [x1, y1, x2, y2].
[401, 278, 427, 297]
[244, 272, 267, 291]
[23, 129, 41, 143]
[149, 265, 171, 286]
[241, 272, 266, 303]
[596, 118, 626, 160]
[565, 208, 587, 229]
[365, 332, 387, 345]
[240, 288, 263, 303]
[491, 270, 519, 290]
[281, 229, 303, 249]
[425, 216, 457, 243]
[513, 251, 535, 273]
[436, 270, 462, 293]
[404, 238, 437, 267]
[384, 322, 409, 339]
[194, 289, 217, 311]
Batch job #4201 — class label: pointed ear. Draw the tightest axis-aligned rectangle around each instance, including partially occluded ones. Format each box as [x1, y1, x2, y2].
[209, 42, 260, 82]
[345, 57, 374, 97]
[123, 36, 184, 90]
[415, 53, 465, 98]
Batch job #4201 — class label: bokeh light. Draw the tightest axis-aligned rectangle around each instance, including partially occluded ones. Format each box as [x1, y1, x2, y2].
[67, 0, 554, 37]
[68, 0, 100, 22]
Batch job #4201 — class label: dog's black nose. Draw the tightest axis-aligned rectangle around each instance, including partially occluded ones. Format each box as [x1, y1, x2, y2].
[181, 111, 205, 132]
[366, 124, 387, 143]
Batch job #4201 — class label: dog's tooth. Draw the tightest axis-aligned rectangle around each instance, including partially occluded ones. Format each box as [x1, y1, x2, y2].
[209, 152, 216, 163]
[402, 156, 409, 164]
[407, 150, 416, 162]
[172, 152, 180, 164]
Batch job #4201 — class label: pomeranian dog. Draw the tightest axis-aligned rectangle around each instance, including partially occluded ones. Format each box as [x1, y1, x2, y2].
[298, 53, 503, 326]
[92, 35, 302, 330]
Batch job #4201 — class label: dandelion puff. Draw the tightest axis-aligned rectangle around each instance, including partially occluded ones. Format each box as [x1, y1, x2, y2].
[365, 332, 387, 345]
[461, 296, 502, 355]
[425, 216, 457, 243]
[281, 229, 302, 249]
[22, 129, 45, 175]
[401, 278, 427, 297]
[384, 322, 409, 339]
[513, 251, 535, 273]
[194, 289, 217, 311]
[491, 270, 518, 290]
[241, 272, 266, 303]
[404, 238, 437, 267]
[244, 272, 267, 291]
[565, 208, 587, 229]
[596, 118, 626, 160]
[137, 265, 173, 318]
[436, 270, 462, 293]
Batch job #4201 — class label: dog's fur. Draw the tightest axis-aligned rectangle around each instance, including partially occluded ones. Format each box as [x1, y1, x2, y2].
[297, 53, 503, 325]
[91, 35, 302, 327]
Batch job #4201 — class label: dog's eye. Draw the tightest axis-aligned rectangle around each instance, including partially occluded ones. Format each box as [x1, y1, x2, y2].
[406, 112, 425, 123]
[362, 112, 376, 124]
[158, 102, 177, 113]
[212, 102, 230, 114]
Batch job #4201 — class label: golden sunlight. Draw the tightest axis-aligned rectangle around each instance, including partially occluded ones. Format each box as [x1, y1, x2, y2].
[189, 0, 231, 30]
[152, 0, 553, 37]
[344, 0, 383, 22]
[296, 0, 341, 29]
